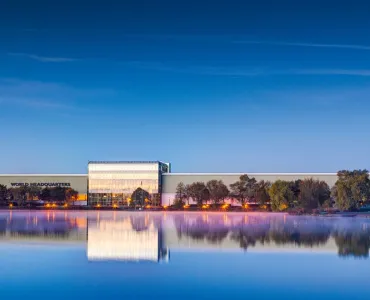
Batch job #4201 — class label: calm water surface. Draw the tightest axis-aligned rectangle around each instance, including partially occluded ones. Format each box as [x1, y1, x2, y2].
[0, 210, 370, 299]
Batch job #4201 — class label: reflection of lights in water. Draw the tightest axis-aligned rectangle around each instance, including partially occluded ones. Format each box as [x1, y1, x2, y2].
[202, 214, 209, 223]
[244, 215, 248, 224]
[223, 214, 229, 226]
[145, 214, 149, 227]
[75, 218, 87, 229]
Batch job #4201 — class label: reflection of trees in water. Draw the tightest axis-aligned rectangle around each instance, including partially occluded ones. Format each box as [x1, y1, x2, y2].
[2, 213, 370, 259]
[230, 224, 271, 250]
[268, 218, 331, 247]
[129, 215, 162, 232]
[0, 219, 6, 236]
[173, 215, 186, 239]
[333, 227, 370, 258]
[175, 216, 230, 244]
[206, 227, 229, 244]
[0, 216, 78, 239]
[269, 229, 330, 247]
[172, 215, 370, 257]
[130, 216, 149, 231]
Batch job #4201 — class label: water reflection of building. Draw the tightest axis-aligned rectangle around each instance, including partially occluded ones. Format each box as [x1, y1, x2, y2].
[87, 219, 169, 262]
[0, 212, 369, 259]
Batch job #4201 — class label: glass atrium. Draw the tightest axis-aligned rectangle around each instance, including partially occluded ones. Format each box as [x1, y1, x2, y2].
[88, 161, 170, 207]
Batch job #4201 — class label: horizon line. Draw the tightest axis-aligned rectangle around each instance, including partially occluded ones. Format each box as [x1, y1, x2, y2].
[0, 172, 338, 176]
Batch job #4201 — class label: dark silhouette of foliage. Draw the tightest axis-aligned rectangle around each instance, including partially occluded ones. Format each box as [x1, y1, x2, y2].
[206, 180, 229, 205]
[0, 185, 7, 205]
[175, 182, 188, 205]
[229, 175, 257, 206]
[187, 182, 209, 206]
[131, 188, 150, 207]
[333, 170, 370, 211]
[39, 188, 52, 201]
[255, 180, 271, 205]
[269, 180, 295, 211]
[299, 179, 331, 210]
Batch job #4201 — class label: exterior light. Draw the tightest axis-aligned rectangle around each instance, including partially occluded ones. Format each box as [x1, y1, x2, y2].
[96, 204, 101, 208]
[45, 203, 50, 208]
[244, 204, 249, 209]
[112, 204, 118, 209]
[163, 205, 168, 209]
[183, 204, 189, 209]
[9, 203, 13, 208]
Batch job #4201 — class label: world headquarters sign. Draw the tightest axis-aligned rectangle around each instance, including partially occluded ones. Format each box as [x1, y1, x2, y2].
[11, 182, 71, 187]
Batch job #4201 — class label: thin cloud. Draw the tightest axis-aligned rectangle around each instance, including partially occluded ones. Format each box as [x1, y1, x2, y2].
[126, 61, 370, 77]
[235, 40, 370, 51]
[8, 53, 77, 62]
[109, 34, 370, 51]
[289, 69, 370, 76]
[0, 97, 75, 109]
[0, 79, 116, 113]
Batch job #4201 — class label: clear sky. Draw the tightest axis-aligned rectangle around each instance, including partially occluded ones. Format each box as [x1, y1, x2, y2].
[1, 0, 370, 174]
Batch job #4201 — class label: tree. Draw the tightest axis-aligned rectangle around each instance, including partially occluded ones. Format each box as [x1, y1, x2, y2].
[229, 175, 257, 206]
[131, 188, 150, 207]
[175, 182, 188, 205]
[66, 188, 79, 204]
[206, 180, 229, 205]
[289, 180, 301, 207]
[289, 180, 302, 198]
[254, 180, 271, 205]
[8, 187, 28, 206]
[0, 185, 7, 205]
[184, 184, 191, 205]
[50, 187, 67, 202]
[268, 180, 295, 211]
[39, 188, 52, 202]
[298, 179, 331, 210]
[27, 186, 41, 201]
[187, 182, 209, 206]
[333, 170, 370, 211]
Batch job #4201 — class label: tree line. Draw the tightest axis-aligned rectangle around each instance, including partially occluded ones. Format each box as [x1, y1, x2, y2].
[173, 170, 370, 211]
[0, 185, 79, 206]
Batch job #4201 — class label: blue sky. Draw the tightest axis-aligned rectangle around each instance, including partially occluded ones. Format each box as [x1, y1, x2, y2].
[1, 0, 370, 173]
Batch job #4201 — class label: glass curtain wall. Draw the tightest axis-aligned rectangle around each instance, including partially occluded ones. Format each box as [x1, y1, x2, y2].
[88, 161, 169, 207]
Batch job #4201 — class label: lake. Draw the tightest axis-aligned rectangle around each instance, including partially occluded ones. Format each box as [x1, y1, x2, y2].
[0, 210, 369, 299]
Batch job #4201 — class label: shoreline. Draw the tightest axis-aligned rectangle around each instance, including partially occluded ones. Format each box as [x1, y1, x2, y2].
[1, 207, 370, 217]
